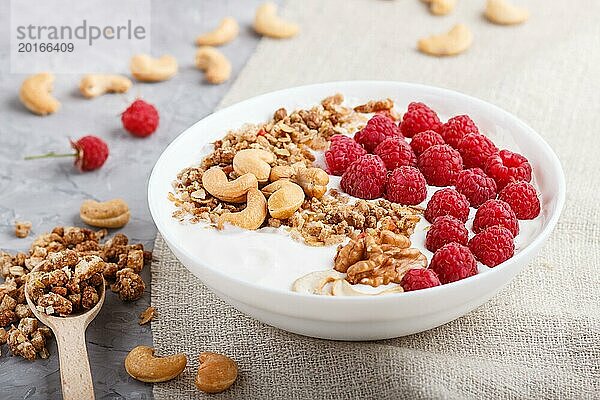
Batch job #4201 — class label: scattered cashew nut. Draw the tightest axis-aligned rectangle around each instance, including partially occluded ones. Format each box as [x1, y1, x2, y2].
[125, 346, 187, 383]
[417, 23, 473, 57]
[261, 180, 305, 219]
[233, 148, 276, 183]
[218, 188, 267, 230]
[421, 0, 457, 16]
[196, 17, 239, 46]
[80, 198, 130, 229]
[195, 352, 238, 394]
[202, 166, 258, 203]
[484, 0, 529, 25]
[253, 2, 299, 39]
[270, 163, 329, 198]
[79, 74, 132, 98]
[19, 73, 60, 115]
[130, 54, 178, 82]
[195, 46, 232, 84]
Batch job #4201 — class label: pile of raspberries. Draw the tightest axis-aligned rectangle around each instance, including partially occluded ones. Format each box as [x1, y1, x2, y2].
[325, 102, 541, 292]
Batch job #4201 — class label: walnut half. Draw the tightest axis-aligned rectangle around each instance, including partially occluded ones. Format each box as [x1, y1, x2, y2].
[334, 229, 427, 287]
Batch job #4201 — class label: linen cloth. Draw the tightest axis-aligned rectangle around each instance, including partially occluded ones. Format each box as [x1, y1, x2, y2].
[152, 0, 600, 398]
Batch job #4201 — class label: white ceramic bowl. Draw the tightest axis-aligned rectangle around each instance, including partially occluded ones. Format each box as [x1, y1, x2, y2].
[148, 81, 565, 340]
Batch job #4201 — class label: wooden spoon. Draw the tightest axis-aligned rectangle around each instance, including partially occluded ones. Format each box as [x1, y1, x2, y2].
[25, 267, 105, 400]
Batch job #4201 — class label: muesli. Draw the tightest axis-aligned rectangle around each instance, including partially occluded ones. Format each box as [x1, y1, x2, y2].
[170, 94, 541, 296]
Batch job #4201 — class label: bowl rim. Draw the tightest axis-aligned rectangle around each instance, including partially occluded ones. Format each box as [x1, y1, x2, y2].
[148, 80, 566, 303]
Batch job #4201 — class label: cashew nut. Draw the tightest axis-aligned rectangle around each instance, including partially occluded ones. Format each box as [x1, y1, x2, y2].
[270, 164, 329, 199]
[196, 17, 239, 46]
[417, 24, 473, 57]
[233, 148, 276, 183]
[195, 46, 232, 84]
[331, 279, 404, 296]
[195, 352, 238, 394]
[80, 198, 130, 228]
[19, 73, 60, 115]
[130, 54, 178, 82]
[484, 0, 529, 25]
[79, 74, 132, 98]
[291, 270, 346, 295]
[292, 270, 405, 296]
[124, 346, 187, 383]
[202, 167, 258, 203]
[218, 188, 267, 230]
[261, 180, 305, 219]
[421, 0, 457, 16]
[253, 2, 299, 39]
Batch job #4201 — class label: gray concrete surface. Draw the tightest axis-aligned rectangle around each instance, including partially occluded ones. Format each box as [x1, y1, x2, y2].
[0, 1, 267, 398]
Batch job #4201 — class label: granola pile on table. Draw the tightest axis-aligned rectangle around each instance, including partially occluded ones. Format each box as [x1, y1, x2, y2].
[0, 226, 151, 360]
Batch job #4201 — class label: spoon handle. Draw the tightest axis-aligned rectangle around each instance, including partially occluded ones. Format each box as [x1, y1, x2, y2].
[54, 323, 95, 400]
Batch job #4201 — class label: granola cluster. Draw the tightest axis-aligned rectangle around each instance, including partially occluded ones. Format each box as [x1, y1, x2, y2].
[333, 228, 427, 286]
[0, 226, 151, 360]
[288, 190, 422, 246]
[170, 94, 366, 227]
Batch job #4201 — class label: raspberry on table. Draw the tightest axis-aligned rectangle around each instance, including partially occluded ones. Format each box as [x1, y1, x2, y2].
[455, 168, 497, 208]
[425, 215, 469, 252]
[498, 181, 541, 220]
[457, 133, 498, 169]
[121, 99, 159, 137]
[400, 268, 441, 292]
[410, 130, 445, 157]
[71, 136, 109, 172]
[424, 188, 470, 223]
[25, 135, 110, 172]
[354, 114, 401, 153]
[417, 144, 463, 186]
[385, 166, 427, 205]
[429, 242, 478, 284]
[439, 115, 479, 148]
[469, 225, 515, 267]
[484, 149, 532, 190]
[325, 134, 367, 176]
[473, 199, 519, 237]
[399, 102, 442, 138]
[374, 136, 417, 170]
[340, 154, 387, 199]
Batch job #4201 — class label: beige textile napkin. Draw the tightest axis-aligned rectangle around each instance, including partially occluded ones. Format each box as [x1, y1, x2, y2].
[152, 0, 600, 398]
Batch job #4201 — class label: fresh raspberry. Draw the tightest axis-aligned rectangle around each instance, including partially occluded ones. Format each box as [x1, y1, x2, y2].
[410, 130, 445, 157]
[484, 149, 532, 190]
[439, 115, 479, 148]
[385, 166, 427, 205]
[469, 226, 515, 267]
[399, 102, 442, 138]
[25, 135, 109, 172]
[424, 188, 470, 223]
[498, 181, 541, 220]
[374, 137, 417, 170]
[473, 199, 519, 237]
[456, 133, 498, 169]
[455, 168, 497, 208]
[325, 135, 367, 176]
[354, 114, 401, 152]
[417, 144, 463, 186]
[425, 215, 469, 252]
[340, 154, 387, 199]
[121, 99, 159, 137]
[429, 243, 478, 284]
[400, 268, 441, 292]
